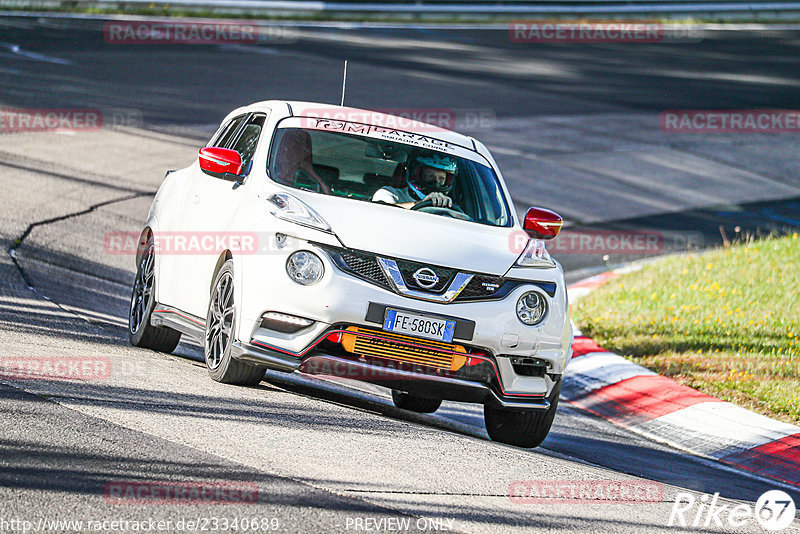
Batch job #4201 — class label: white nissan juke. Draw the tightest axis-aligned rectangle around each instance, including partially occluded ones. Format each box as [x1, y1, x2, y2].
[128, 101, 573, 447]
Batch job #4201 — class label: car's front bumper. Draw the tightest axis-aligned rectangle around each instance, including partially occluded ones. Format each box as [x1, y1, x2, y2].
[234, 236, 572, 402]
[231, 340, 551, 410]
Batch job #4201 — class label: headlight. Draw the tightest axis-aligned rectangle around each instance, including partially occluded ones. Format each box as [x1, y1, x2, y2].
[267, 192, 331, 233]
[516, 291, 547, 325]
[515, 238, 555, 268]
[286, 251, 324, 285]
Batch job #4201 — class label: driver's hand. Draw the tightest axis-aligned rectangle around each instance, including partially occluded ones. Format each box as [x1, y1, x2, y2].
[424, 192, 453, 208]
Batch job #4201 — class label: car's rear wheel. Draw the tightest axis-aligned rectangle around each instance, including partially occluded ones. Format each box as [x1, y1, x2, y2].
[483, 378, 561, 448]
[129, 236, 181, 352]
[205, 260, 265, 386]
[391, 390, 442, 413]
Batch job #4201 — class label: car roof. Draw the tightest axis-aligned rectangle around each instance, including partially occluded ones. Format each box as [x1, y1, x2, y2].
[241, 100, 477, 152]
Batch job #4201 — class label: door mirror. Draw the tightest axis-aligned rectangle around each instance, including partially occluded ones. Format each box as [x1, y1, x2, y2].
[199, 147, 243, 180]
[523, 207, 563, 240]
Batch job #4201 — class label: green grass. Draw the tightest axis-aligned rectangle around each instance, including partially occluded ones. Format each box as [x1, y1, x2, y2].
[572, 233, 800, 425]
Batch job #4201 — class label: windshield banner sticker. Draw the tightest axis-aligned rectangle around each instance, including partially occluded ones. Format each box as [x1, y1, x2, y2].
[308, 118, 457, 152]
[282, 116, 485, 164]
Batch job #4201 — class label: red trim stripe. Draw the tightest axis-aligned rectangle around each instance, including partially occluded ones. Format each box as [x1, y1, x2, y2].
[568, 375, 720, 426]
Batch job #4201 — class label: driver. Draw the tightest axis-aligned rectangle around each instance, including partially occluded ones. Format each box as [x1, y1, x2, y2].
[372, 153, 457, 208]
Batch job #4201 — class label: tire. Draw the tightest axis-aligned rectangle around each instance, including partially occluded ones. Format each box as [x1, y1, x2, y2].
[483, 379, 561, 448]
[204, 260, 265, 386]
[129, 236, 181, 353]
[391, 390, 442, 414]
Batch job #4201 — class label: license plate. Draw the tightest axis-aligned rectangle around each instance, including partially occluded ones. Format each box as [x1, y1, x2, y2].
[382, 309, 456, 343]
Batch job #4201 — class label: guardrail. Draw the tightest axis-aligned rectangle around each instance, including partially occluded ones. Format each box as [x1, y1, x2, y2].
[3, 0, 800, 15]
[86, 0, 800, 10]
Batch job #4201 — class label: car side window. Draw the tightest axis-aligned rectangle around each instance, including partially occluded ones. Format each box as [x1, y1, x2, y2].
[211, 115, 247, 148]
[230, 114, 266, 174]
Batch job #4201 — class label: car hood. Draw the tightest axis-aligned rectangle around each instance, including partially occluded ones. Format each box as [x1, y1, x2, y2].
[303, 194, 521, 275]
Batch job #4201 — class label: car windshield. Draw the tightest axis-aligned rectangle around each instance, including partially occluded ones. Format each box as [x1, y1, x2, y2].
[267, 125, 512, 227]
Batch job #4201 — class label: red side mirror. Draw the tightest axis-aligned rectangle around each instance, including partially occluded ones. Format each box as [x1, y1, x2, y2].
[198, 147, 243, 177]
[523, 207, 563, 240]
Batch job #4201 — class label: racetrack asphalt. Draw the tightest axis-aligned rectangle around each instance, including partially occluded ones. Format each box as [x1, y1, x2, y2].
[0, 16, 799, 533]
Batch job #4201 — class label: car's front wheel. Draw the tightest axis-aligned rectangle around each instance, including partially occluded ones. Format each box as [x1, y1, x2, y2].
[483, 378, 561, 448]
[391, 390, 442, 413]
[129, 236, 181, 353]
[205, 260, 265, 386]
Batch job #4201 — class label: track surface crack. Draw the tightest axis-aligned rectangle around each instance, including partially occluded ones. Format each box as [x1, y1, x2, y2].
[6, 191, 153, 317]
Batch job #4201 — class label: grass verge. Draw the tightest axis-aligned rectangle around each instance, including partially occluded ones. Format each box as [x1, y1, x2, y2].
[572, 233, 800, 425]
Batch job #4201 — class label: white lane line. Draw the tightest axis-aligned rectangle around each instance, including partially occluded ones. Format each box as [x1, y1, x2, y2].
[0, 42, 72, 65]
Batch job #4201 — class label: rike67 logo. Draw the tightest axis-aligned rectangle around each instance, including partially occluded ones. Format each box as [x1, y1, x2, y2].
[669, 490, 796, 531]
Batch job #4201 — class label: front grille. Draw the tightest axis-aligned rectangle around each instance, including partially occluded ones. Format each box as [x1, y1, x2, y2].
[337, 249, 391, 289]
[455, 274, 504, 300]
[320, 244, 553, 302]
[341, 327, 467, 371]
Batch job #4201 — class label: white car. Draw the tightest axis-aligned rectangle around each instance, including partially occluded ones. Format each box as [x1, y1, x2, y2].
[128, 101, 573, 447]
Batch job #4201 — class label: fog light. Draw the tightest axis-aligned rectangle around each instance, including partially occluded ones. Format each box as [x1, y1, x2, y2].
[510, 356, 549, 376]
[260, 312, 314, 333]
[516, 291, 547, 326]
[286, 251, 324, 285]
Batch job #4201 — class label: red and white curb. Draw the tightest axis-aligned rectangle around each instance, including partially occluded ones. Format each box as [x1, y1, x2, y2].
[564, 270, 800, 488]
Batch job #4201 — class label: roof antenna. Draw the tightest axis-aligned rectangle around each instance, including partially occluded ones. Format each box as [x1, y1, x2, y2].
[340, 60, 348, 107]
